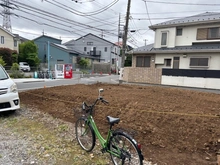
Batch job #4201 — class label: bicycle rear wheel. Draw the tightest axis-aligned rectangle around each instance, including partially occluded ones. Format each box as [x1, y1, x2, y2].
[75, 117, 95, 152]
[109, 131, 143, 165]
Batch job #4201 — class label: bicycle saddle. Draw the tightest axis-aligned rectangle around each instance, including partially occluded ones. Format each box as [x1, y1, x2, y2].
[107, 116, 120, 125]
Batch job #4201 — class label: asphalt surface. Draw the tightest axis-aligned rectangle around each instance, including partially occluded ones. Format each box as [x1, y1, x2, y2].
[13, 76, 220, 94]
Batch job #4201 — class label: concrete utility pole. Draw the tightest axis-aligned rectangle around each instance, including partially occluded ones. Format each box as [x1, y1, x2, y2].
[119, 0, 131, 84]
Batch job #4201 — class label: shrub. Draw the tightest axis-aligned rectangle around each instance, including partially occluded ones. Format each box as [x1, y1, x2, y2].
[0, 56, 6, 66]
[10, 63, 24, 78]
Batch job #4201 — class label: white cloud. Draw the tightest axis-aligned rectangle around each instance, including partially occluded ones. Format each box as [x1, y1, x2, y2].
[3, 0, 220, 47]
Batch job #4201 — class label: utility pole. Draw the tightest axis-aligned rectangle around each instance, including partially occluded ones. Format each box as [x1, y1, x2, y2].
[116, 13, 121, 75]
[47, 41, 50, 72]
[144, 39, 147, 46]
[119, 0, 131, 84]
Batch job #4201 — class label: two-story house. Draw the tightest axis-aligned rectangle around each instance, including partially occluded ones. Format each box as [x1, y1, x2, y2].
[33, 35, 80, 71]
[64, 33, 121, 71]
[123, 12, 220, 89]
[0, 26, 23, 53]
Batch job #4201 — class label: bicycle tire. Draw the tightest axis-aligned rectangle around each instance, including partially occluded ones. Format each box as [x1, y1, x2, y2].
[75, 117, 96, 152]
[109, 131, 143, 165]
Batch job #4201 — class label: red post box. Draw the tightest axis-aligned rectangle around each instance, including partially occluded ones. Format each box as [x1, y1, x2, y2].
[64, 64, 72, 79]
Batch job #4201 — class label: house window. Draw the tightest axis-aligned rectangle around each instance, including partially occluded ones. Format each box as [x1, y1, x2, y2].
[112, 58, 115, 64]
[84, 47, 87, 51]
[208, 27, 220, 39]
[165, 59, 171, 66]
[87, 42, 93, 46]
[105, 47, 107, 52]
[136, 56, 151, 67]
[161, 32, 168, 46]
[176, 28, 182, 36]
[190, 58, 209, 67]
[14, 40, 17, 47]
[197, 27, 220, 40]
[1, 36, 4, 44]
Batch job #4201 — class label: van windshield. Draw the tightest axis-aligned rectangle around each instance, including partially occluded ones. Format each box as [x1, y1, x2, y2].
[0, 66, 9, 80]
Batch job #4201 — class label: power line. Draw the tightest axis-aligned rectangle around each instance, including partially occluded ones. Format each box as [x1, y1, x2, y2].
[8, 0, 119, 38]
[145, 0, 220, 6]
[45, 0, 119, 31]
[143, 0, 152, 25]
[45, 0, 119, 16]
[132, 12, 220, 20]
[130, 9, 220, 15]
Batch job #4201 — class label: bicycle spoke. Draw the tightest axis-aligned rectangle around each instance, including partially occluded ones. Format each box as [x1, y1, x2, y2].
[109, 133, 142, 165]
[75, 118, 95, 152]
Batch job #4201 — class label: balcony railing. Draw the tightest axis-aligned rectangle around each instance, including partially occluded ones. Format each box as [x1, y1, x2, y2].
[90, 50, 101, 56]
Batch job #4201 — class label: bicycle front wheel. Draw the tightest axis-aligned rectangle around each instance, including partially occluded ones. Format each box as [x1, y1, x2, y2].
[109, 131, 143, 165]
[75, 117, 95, 152]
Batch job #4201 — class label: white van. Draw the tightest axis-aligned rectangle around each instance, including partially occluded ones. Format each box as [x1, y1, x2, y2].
[0, 64, 20, 112]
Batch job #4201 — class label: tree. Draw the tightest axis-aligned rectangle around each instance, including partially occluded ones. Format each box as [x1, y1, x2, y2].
[19, 41, 40, 67]
[0, 48, 13, 66]
[79, 58, 90, 68]
[0, 56, 6, 66]
[124, 54, 132, 67]
[12, 51, 18, 64]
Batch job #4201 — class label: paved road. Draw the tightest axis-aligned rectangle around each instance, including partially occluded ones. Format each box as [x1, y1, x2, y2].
[14, 74, 119, 92]
[13, 74, 220, 94]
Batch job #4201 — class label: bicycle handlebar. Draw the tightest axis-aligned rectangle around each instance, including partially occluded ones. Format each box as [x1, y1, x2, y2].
[82, 97, 109, 114]
[99, 97, 109, 104]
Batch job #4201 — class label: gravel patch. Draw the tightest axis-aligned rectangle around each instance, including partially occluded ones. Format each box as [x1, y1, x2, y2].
[0, 107, 156, 165]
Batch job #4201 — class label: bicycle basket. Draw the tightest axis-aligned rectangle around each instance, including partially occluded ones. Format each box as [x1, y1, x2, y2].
[73, 108, 87, 120]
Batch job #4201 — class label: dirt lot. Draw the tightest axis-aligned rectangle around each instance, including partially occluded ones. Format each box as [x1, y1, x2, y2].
[19, 83, 220, 165]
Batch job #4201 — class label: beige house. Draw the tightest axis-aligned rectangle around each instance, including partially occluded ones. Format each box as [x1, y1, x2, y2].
[0, 26, 23, 53]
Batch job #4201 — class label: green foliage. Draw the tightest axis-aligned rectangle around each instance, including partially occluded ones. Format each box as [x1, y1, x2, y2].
[81, 70, 89, 74]
[0, 48, 13, 66]
[124, 54, 132, 67]
[79, 58, 90, 68]
[76, 56, 81, 64]
[0, 56, 6, 66]
[19, 41, 40, 67]
[9, 63, 24, 78]
[12, 51, 18, 64]
[11, 63, 19, 71]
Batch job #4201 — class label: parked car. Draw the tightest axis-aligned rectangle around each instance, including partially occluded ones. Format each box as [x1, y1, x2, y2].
[0, 64, 20, 112]
[19, 62, 30, 72]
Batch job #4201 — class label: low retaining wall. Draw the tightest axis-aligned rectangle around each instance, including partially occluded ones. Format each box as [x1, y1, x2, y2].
[162, 76, 220, 90]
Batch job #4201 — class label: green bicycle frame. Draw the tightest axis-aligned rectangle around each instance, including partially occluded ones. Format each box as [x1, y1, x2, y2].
[87, 115, 121, 158]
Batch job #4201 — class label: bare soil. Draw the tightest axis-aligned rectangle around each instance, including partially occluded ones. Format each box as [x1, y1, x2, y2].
[19, 83, 220, 165]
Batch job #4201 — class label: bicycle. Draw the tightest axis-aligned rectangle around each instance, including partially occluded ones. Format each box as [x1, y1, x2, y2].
[75, 89, 144, 165]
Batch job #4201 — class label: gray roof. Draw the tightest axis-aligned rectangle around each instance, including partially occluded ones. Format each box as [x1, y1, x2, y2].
[133, 42, 220, 54]
[149, 12, 220, 30]
[51, 43, 101, 60]
[133, 44, 154, 52]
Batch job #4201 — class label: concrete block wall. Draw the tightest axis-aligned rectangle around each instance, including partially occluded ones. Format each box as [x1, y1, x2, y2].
[123, 67, 162, 84]
[123, 54, 162, 84]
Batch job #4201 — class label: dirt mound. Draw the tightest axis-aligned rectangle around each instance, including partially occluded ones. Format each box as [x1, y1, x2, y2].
[19, 83, 220, 165]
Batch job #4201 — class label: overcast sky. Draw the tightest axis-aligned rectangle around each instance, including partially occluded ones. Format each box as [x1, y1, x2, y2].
[3, 0, 220, 48]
